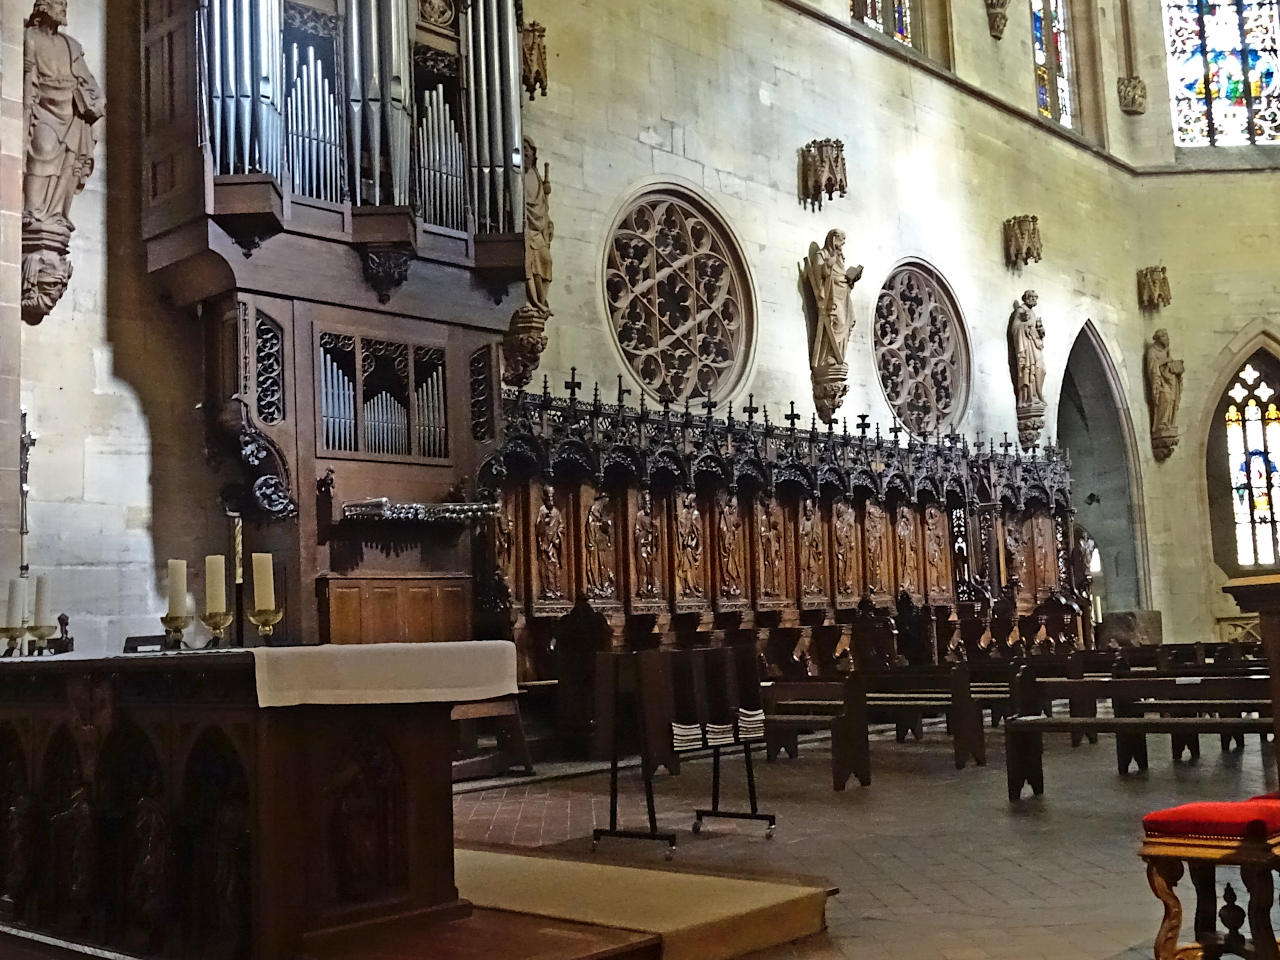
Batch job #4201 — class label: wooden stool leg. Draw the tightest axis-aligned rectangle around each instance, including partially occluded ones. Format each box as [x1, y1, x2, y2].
[1188, 861, 1216, 942]
[1242, 866, 1280, 960]
[1146, 857, 1185, 960]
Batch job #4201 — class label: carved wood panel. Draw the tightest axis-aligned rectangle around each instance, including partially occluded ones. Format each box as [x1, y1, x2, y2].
[322, 578, 473, 643]
[893, 504, 924, 603]
[831, 499, 863, 609]
[627, 488, 669, 615]
[577, 485, 622, 612]
[754, 495, 794, 611]
[671, 491, 710, 614]
[530, 481, 573, 619]
[797, 499, 831, 611]
[494, 485, 525, 612]
[1030, 509, 1060, 602]
[1003, 512, 1036, 611]
[862, 501, 893, 605]
[924, 504, 954, 607]
[712, 491, 750, 613]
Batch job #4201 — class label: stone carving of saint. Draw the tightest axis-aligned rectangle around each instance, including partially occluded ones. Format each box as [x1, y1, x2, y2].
[634, 490, 659, 598]
[865, 503, 886, 593]
[833, 500, 857, 595]
[759, 500, 782, 597]
[584, 493, 616, 600]
[803, 229, 864, 422]
[675, 492, 704, 598]
[800, 499, 825, 596]
[1007, 290, 1046, 409]
[717, 493, 743, 598]
[896, 507, 919, 596]
[1143, 328, 1184, 461]
[534, 485, 564, 600]
[22, 0, 104, 325]
[522, 137, 553, 317]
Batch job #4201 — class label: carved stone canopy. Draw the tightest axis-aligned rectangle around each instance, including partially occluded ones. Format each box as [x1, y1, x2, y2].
[502, 305, 549, 388]
[986, 0, 1010, 39]
[1137, 266, 1172, 312]
[1003, 215, 1042, 268]
[1118, 76, 1148, 116]
[521, 21, 548, 100]
[801, 139, 848, 211]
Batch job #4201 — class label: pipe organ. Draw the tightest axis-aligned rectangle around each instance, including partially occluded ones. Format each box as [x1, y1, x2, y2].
[140, 0, 528, 646]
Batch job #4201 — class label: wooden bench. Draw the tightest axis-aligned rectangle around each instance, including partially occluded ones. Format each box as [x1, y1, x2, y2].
[1005, 671, 1273, 800]
[761, 680, 844, 762]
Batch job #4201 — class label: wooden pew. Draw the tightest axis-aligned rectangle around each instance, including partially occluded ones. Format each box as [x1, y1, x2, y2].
[1005, 670, 1274, 800]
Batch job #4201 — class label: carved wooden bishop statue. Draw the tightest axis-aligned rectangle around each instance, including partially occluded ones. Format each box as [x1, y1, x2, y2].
[21, 0, 104, 325]
[803, 229, 863, 422]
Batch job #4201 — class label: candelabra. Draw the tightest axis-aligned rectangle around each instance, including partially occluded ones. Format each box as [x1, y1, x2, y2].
[26, 623, 56, 655]
[0, 625, 25, 657]
[248, 606, 284, 640]
[160, 614, 193, 650]
[200, 610, 234, 648]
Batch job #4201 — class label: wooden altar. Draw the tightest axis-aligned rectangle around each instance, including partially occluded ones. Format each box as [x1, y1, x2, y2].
[0, 642, 517, 960]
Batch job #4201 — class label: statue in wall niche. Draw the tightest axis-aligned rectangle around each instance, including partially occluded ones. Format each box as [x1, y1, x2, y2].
[534, 485, 564, 599]
[800, 499, 825, 596]
[1144, 328, 1184, 461]
[833, 500, 857, 595]
[896, 506, 919, 596]
[803, 229, 864, 423]
[634, 490, 659, 598]
[584, 492, 616, 601]
[21, 0, 104, 325]
[717, 492, 744, 598]
[1007, 290, 1047, 450]
[675, 492, 704, 598]
[759, 499, 783, 597]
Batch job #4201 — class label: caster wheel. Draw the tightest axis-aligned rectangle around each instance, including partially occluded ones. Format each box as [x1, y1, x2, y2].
[591, 840, 599, 853]
[692, 820, 702, 834]
[766, 826, 776, 840]
[665, 847, 675, 861]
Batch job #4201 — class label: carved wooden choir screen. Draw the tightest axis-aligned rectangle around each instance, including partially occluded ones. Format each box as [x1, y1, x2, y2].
[873, 262, 970, 436]
[317, 332, 449, 460]
[605, 188, 754, 404]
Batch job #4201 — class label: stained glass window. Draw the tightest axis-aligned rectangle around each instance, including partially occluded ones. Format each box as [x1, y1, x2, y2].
[1223, 360, 1280, 566]
[855, 0, 915, 48]
[1161, 0, 1280, 145]
[1032, 0, 1074, 127]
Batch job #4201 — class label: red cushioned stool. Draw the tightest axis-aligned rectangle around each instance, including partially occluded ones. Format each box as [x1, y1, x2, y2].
[1141, 798, 1280, 959]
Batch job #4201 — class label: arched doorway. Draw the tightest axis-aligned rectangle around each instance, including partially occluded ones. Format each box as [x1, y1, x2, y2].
[1056, 323, 1147, 614]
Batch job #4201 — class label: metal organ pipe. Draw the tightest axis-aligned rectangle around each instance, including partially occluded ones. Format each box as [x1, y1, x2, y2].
[464, 0, 522, 232]
[416, 86, 467, 231]
[497, 0, 522, 232]
[287, 45, 343, 203]
[347, 0, 363, 206]
[205, 0, 282, 177]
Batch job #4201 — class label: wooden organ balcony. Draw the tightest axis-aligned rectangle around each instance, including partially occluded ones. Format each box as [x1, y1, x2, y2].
[139, 0, 528, 645]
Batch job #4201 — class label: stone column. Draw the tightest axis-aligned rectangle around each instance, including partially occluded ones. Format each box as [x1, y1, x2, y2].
[0, 0, 25, 576]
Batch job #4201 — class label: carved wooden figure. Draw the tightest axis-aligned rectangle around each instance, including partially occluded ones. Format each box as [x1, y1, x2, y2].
[531, 483, 572, 618]
[863, 501, 893, 605]
[629, 489, 669, 615]
[22, 0, 104, 325]
[713, 491, 750, 613]
[583, 489, 620, 606]
[832, 499, 863, 609]
[672, 491, 710, 613]
[1144, 328, 1184, 461]
[755, 495, 793, 611]
[924, 504, 954, 607]
[797, 499, 831, 610]
[894, 505, 924, 603]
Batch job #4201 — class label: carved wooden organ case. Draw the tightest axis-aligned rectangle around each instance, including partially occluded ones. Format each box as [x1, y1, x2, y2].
[481, 388, 1080, 680]
[141, 0, 530, 643]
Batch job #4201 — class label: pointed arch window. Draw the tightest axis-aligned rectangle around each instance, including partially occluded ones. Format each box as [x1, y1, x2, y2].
[1032, 0, 1075, 126]
[1160, 0, 1280, 146]
[854, 0, 916, 47]
[1210, 352, 1280, 572]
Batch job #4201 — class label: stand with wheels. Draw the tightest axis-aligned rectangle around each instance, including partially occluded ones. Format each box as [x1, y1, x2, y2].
[693, 740, 775, 838]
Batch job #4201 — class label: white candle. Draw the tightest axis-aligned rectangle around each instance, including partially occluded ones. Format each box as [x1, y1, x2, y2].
[252, 553, 275, 611]
[167, 559, 188, 618]
[33, 575, 50, 627]
[6, 579, 24, 629]
[205, 555, 227, 613]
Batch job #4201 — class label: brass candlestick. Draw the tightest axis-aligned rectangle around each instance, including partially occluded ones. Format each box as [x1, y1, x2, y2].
[199, 610, 234, 649]
[0, 626, 24, 657]
[27, 624, 55, 656]
[160, 614, 193, 650]
[247, 607, 283, 640]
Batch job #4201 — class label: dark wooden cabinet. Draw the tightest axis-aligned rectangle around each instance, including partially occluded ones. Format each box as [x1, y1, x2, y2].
[320, 578, 473, 644]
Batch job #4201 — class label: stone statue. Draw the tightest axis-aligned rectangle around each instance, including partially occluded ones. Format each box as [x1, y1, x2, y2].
[22, 0, 103, 325]
[803, 229, 863, 422]
[800, 499, 825, 596]
[1007, 290, 1046, 450]
[833, 500, 857, 595]
[1144, 328, 1184, 461]
[865, 502, 886, 593]
[534, 485, 564, 599]
[675, 492, 703, 598]
[522, 137, 553, 317]
[896, 507, 919, 596]
[584, 492, 616, 600]
[717, 493, 743, 598]
[759, 500, 782, 597]
[634, 490, 659, 598]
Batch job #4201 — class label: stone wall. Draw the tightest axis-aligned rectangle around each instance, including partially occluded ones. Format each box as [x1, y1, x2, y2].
[521, 0, 1280, 643]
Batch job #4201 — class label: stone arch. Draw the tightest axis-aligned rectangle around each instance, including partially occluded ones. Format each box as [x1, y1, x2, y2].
[1055, 320, 1150, 611]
